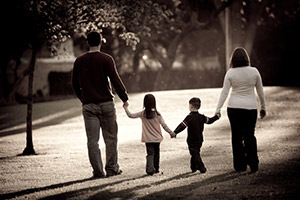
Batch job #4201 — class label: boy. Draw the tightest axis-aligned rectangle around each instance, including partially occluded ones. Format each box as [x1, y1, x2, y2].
[173, 97, 220, 173]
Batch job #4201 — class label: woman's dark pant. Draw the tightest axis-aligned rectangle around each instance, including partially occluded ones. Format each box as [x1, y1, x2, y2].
[145, 143, 160, 175]
[227, 108, 259, 172]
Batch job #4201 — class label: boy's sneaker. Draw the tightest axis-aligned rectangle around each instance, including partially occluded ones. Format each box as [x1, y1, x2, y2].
[250, 165, 258, 173]
[199, 166, 207, 174]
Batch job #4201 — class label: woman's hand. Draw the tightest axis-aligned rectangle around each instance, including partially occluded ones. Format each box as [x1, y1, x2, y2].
[215, 112, 221, 118]
[260, 110, 266, 119]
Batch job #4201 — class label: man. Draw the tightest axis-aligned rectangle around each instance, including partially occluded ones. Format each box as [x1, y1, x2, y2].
[72, 31, 129, 178]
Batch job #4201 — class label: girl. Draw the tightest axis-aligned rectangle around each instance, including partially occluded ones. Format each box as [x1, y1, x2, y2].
[123, 94, 175, 175]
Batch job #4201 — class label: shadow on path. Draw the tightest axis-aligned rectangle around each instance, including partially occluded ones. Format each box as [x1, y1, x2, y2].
[0, 108, 81, 137]
[38, 172, 198, 200]
[90, 171, 241, 200]
[0, 98, 81, 137]
[38, 171, 239, 200]
[0, 177, 93, 200]
[142, 156, 300, 199]
[0, 175, 149, 200]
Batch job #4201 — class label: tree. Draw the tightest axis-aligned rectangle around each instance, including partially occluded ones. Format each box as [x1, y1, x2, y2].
[117, 0, 235, 90]
[5, 0, 77, 155]
[1, 0, 150, 155]
[226, 0, 300, 85]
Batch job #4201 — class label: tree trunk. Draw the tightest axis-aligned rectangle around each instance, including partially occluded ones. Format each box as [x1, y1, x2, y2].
[243, 0, 267, 55]
[153, 67, 173, 91]
[22, 47, 38, 155]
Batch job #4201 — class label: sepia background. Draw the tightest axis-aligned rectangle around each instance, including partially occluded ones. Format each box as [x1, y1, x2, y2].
[0, 1, 299, 199]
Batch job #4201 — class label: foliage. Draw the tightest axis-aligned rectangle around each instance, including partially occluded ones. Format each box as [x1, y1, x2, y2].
[1, 0, 75, 104]
[73, 0, 168, 50]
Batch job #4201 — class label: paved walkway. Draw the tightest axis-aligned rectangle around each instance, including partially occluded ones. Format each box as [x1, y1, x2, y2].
[0, 87, 299, 199]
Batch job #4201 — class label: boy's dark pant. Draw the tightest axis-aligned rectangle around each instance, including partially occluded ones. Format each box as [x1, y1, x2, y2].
[227, 108, 259, 172]
[188, 142, 205, 171]
[145, 143, 160, 175]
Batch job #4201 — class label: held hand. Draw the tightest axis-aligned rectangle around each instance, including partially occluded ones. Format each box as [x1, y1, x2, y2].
[123, 101, 129, 108]
[216, 112, 221, 119]
[170, 132, 176, 138]
[260, 110, 266, 119]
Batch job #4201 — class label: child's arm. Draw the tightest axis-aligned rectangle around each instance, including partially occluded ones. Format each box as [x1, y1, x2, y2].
[159, 115, 176, 137]
[205, 114, 220, 124]
[174, 115, 191, 135]
[174, 121, 187, 134]
[123, 103, 142, 119]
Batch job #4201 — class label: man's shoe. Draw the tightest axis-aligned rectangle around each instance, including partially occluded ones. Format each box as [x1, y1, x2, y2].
[92, 173, 105, 179]
[106, 169, 122, 177]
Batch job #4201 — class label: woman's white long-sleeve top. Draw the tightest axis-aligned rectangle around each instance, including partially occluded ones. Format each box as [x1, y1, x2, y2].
[216, 66, 266, 113]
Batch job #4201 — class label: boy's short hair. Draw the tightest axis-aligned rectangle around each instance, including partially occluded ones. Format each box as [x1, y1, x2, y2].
[189, 97, 201, 109]
[87, 31, 102, 47]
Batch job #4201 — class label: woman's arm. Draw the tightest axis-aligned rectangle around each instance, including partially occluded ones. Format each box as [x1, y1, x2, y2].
[215, 71, 231, 113]
[255, 69, 266, 118]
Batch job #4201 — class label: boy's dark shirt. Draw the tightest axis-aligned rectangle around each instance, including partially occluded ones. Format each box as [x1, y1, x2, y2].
[72, 51, 128, 104]
[174, 111, 219, 144]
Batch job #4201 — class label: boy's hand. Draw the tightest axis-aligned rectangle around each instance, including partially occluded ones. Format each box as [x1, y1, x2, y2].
[216, 112, 221, 118]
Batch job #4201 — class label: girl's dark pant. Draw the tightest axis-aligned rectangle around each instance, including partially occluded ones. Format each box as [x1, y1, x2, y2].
[145, 143, 160, 175]
[227, 108, 259, 172]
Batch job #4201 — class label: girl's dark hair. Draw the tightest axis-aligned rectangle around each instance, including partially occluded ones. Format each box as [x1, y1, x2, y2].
[143, 94, 160, 119]
[87, 31, 102, 47]
[230, 47, 250, 68]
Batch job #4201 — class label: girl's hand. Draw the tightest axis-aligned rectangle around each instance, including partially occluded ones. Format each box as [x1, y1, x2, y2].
[170, 132, 176, 138]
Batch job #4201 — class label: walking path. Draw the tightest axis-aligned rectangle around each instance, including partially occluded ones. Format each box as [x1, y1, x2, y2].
[0, 87, 299, 199]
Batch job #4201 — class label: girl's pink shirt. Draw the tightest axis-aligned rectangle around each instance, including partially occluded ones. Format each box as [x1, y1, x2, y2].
[124, 107, 173, 143]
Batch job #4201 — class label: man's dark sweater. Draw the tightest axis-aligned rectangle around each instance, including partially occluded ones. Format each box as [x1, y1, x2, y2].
[174, 111, 219, 144]
[72, 51, 128, 104]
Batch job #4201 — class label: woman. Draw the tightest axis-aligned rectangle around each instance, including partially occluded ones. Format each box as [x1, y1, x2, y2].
[215, 47, 266, 173]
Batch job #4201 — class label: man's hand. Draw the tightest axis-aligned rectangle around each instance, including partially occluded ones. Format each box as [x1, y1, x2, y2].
[123, 101, 129, 108]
